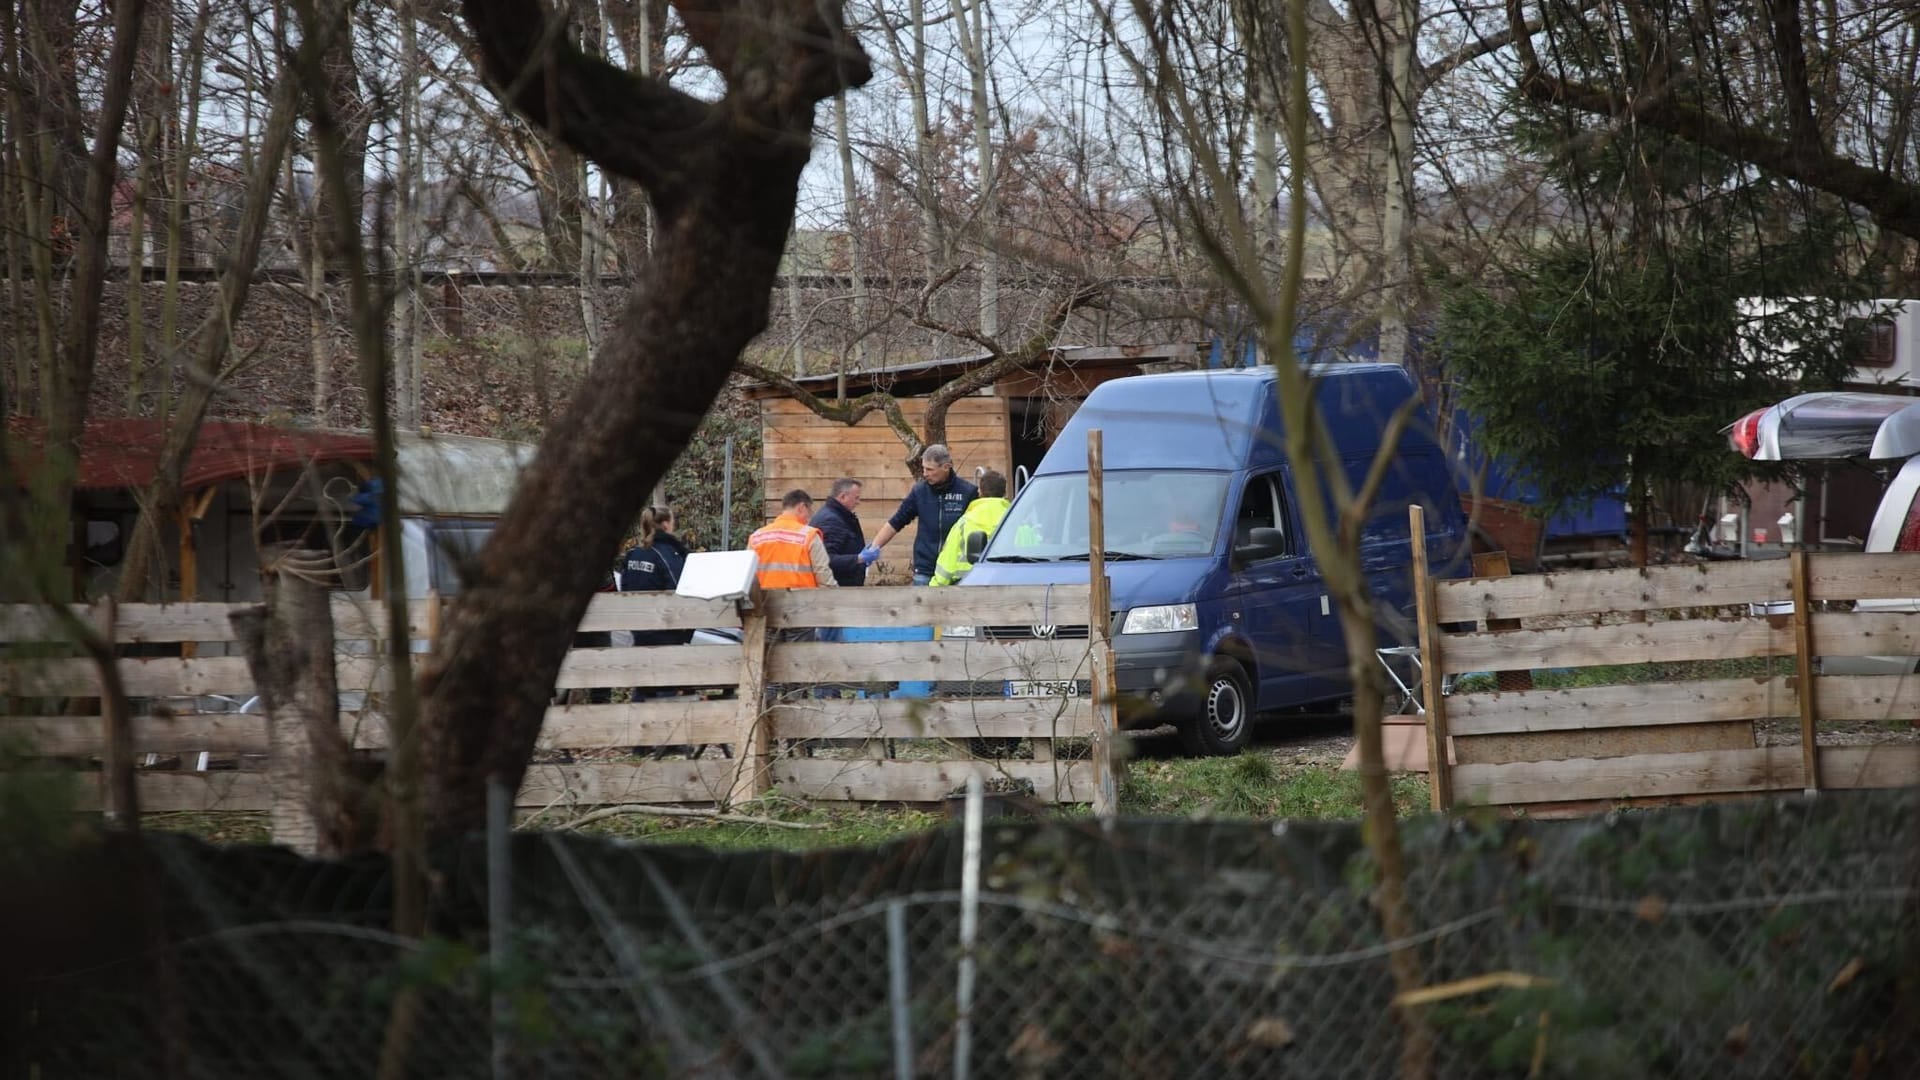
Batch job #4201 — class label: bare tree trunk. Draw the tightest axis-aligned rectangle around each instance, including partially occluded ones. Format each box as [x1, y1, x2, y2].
[310, 224, 330, 422]
[578, 157, 602, 352]
[577, 0, 607, 352]
[1, 123, 24, 412]
[157, 0, 211, 428]
[414, 0, 872, 841]
[949, 0, 997, 336]
[1376, 0, 1417, 370]
[873, 0, 947, 351]
[17, 0, 92, 231]
[232, 564, 379, 855]
[606, 0, 666, 276]
[835, 90, 867, 396]
[393, 0, 422, 428]
[786, 228, 804, 371]
[313, 0, 369, 267]
[33, 0, 145, 603]
[126, 116, 156, 411]
[906, 0, 944, 272]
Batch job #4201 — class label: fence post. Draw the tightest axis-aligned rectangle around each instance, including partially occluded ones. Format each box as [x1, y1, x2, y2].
[94, 598, 138, 825]
[887, 899, 913, 1080]
[488, 777, 514, 1080]
[1410, 506, 1453, 811]
[726, 591, 771, 808]
[1790, 549, 1821, 794]
[1086, 429, 1117, 818]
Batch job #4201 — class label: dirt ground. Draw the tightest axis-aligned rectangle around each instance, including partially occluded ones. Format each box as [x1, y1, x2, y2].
[1129, 709, 1359, 770]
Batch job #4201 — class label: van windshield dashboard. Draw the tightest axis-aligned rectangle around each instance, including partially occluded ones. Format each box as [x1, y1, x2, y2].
[983, 471, 1229, 562]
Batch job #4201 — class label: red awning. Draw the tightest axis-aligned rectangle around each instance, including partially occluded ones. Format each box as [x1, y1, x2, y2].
[7, 417, 376, 493]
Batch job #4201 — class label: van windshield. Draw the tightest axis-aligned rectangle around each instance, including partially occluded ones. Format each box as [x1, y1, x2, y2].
[985, 471, 1230, 561]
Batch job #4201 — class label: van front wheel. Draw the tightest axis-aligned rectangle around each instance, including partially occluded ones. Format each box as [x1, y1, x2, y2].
[1178, 659, 1253, 757]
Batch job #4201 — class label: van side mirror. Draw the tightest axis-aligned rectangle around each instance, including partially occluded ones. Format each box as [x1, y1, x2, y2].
[965, 528, 989, 563]
[1233, 527, 1286, 565]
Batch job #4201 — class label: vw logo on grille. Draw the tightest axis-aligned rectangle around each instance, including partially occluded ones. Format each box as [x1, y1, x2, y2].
[1030, 624, 1058, 639]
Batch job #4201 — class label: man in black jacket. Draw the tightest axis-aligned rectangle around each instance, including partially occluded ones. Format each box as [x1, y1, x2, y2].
[862, 444, 979, 585]
[808, 478, 869, 588]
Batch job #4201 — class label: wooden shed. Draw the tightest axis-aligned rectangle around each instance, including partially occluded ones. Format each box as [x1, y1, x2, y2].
[747, 344, 1199, 567]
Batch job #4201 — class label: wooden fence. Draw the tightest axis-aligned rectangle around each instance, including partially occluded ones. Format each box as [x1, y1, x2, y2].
[1, 585, 1118, 839]
[1413, 508, 1920, 815]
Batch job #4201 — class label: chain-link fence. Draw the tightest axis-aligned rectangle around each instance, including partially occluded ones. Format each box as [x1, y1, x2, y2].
[9, 788, 1919, 1078]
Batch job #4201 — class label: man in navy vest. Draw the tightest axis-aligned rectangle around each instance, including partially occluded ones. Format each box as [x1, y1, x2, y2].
[861, 444, 978, 586]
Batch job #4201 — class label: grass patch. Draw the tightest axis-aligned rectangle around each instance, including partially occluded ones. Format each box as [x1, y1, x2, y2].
[1121, 754, 1429, 820]
[141, 756, 1431, 851]
[145, 812, 272, 845]
[564, 798, 947, 852]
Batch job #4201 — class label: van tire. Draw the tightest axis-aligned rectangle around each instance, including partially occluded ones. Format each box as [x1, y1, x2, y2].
[1178, 659, 1254, 757]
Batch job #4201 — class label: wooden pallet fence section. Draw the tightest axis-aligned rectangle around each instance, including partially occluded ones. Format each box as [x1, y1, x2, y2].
[5, 583, 1115, 836]
[1417, 511, 1920, 814]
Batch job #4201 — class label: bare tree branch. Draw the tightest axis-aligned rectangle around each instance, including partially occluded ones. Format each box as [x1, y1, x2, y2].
[1508, 0, 1920, 241]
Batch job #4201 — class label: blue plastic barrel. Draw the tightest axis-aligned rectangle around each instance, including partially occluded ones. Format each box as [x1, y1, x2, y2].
[841, 624, 934, 698]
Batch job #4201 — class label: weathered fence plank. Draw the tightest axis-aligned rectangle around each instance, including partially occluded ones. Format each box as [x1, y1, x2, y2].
[74, 772, 273, 813]
[2, 656, 258, 697]
[1451, 721, 1757, 767]
[1435, 617, 1792, 674]
[1817, 746, 1920, 790]
[768, 698, 1095, 740]
[1817, 675, 1920, 721]
[1805, 551, 1920, 601]
[0, 715, 270, 755]
[1453, 745, 1920, 806]
[1452, 747, 1806, 804]
[771, 757, 1093, 803]
[1447, 679, 1798, 736]
[520, 760, 736, 809]
[575, 593, 745, 633]
[763, 585, 1094, 629]
[554, 645, 744, 689]
[1432, 559, 1789, 623]
[1808, 611, 1920, 657]
[765, 639, 1090, 683]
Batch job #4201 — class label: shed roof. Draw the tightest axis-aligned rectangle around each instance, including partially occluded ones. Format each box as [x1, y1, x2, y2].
[6, 417, 376, 492]
[8, 419, 539, 516]
[743, 343, 1200, 399]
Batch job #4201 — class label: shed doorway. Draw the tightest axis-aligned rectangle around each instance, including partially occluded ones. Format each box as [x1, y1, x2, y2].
[1009, 398, 1058, 495]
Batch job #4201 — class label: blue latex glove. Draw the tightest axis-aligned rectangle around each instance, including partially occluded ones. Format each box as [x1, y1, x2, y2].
[859, 545, 881, 565]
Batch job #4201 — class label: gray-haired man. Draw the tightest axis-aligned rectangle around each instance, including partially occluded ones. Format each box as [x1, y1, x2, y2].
[862, 444, 978, 586]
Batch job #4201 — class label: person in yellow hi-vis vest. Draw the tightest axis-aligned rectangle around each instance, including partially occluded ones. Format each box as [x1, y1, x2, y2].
[930, 470, 1011, 586]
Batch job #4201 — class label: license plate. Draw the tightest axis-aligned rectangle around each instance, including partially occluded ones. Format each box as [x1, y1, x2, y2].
[1007, 680, 1079, 699]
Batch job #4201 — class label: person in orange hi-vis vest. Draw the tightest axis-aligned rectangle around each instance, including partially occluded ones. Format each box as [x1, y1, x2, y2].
[750, 490, 837, 655]
[749, 489, 838, 592]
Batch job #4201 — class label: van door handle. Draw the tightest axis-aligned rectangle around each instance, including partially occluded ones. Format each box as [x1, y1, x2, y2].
[1289, 564, 1310, 580]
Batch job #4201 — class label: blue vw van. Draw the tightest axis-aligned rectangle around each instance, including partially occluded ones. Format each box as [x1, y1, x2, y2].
[956, 364, 1470, 754]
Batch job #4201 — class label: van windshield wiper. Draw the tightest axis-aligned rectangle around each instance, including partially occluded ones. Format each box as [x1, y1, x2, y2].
[1061, 550, 1161, 562]
[981, 554, 1049, 563]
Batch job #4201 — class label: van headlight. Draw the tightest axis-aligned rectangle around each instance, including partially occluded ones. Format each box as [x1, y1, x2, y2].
[941, 624, 977, 638]
[1121, 604, 1197, 634]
